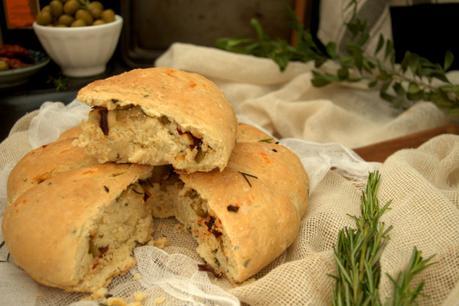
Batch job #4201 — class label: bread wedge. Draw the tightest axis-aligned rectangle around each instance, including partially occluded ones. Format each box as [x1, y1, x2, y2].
[76, 67, 237, 173]
[143, 125, 309, 282]
[3, 163, 153, 292]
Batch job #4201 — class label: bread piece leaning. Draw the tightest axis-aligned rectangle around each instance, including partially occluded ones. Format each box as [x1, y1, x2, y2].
[76, 67, 237, 173]
[2, 163, 153, 292]
[143, 124, 309, 282]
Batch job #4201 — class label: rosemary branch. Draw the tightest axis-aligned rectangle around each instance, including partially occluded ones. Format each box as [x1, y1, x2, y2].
[332, 171, 392, 305]
[387, 248, 435, 306]
[331, 171, 434, 306]
[216, 2, 459, 115]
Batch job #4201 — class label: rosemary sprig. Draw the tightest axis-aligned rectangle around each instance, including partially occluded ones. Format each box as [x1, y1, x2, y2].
[387, 247, 435, 306]
[216, 17, 328, 72]
[332, 171, 434, 306]
[216, 2, 459, 115]
[332, 171, 392, 305]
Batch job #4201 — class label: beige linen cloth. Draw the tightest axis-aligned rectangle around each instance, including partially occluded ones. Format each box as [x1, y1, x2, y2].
[0, 43, 458, 305]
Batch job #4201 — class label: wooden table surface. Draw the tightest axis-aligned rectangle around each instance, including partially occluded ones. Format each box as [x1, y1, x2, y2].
[353, 124, 459, 162]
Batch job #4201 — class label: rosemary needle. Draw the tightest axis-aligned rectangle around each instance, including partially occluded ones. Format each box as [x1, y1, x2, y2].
[258, 138, 275, 143]
[238, 171, 258, 188]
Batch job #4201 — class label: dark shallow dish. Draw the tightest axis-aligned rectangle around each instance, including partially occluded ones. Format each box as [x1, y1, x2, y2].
[0, 50, 50, 89]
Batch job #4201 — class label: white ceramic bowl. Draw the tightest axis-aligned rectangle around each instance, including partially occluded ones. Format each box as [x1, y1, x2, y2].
[33, 16, 123, 77]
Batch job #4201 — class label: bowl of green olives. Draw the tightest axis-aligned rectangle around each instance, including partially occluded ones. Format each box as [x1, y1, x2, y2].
[33, 0, 122, 77]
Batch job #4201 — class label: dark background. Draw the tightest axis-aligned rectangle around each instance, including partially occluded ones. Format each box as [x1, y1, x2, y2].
[0, 0, 458, 141]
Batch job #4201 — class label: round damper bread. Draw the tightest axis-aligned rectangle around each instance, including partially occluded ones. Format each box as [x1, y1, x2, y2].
[76, 67, 237, 173]
[7, 137, 97, 204]
[144, 124, 309, 283]
[2, 163, 153, 292]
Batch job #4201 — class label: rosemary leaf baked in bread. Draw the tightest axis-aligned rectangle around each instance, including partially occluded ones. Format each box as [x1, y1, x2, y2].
[2, 163, 153, 293]
[76, 67, 237, 173]
[143, 125, 309, 282]
[7, 137, 97, 204]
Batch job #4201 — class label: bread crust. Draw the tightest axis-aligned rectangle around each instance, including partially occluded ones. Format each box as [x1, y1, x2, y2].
[7, 138, 97, 204]
[179, 137, 309, 282]
[236, 123, 272, 143]
[57, 126, 82, 141]
[77, 67, 237, 171]
[2, 163, 152, 292]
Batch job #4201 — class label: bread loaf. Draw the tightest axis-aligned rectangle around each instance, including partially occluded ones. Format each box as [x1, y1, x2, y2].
[4, 90, 307, 291]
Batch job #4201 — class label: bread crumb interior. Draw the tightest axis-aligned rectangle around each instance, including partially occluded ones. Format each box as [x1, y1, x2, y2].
[142, 168, 236, 279]
[79, 106, 213, 168]
[79, 183, 152, 290]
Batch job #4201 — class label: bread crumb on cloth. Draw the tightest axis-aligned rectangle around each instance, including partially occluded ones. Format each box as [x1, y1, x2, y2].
[148, 236, 169, 249]
[154, 296, 166, 305]
[107, 297, 127, 306]
[133, 291, 146, 302]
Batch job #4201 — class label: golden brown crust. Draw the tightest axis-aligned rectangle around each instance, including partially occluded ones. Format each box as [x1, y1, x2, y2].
[2, 163, 152, 291]
[179, 140, 309, 282]
[57, 126, 82, 141]
[7, 138, 97, 204]
[77, 67, 237, 171]
[236, 123, 272, 143]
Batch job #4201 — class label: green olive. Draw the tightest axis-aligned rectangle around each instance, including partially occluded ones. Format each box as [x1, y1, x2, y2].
[71, 19, 86, 27]
[75, 9, 93, 25]
[63, 0, 79, 15]
[88, 1, 104, 11]
[88, 6, 102, 19]
[58, 14, 74, 26]
[41, 5, 51, 13]
[36, 11, 53, 25]
[101, 9, 115, 23]
[55, 24, 67, 27]
[0, 61, 9, 71]
[49, 0, 64, 17]
[93, 19, 105, 26]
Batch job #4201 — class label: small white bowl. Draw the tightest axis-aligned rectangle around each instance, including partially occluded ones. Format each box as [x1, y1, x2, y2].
[33, 16, 123, 77]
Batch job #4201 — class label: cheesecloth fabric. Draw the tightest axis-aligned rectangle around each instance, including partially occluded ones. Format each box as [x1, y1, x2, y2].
[0, 44, 458, 306]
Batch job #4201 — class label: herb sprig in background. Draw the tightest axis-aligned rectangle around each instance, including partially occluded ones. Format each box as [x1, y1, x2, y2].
[216, 1, 459, 116]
